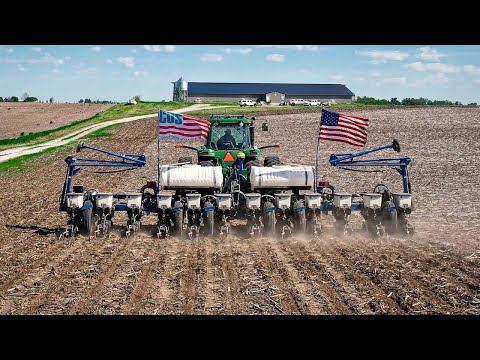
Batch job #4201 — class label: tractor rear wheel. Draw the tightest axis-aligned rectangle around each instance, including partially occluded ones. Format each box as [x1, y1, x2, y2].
[245, 159, 260, 174]
[199, 160, 214, 166]
[178, 156, 192, 164]
[264, 156, 283, 167]
[203, 201, 215, 236]
[172, 201, 184, 237]
[263, 201, 276, 236]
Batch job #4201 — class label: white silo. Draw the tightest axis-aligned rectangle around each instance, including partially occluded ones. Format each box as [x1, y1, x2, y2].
[175, 77, 188, 102]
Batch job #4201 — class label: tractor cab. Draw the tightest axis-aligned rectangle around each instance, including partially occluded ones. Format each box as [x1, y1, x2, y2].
[197, 114, 261, 176]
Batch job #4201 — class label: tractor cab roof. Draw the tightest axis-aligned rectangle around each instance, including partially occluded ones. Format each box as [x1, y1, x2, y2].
[208, 114, 255, 124]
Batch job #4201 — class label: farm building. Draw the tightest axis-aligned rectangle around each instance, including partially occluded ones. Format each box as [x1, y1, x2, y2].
[171, 78, 356, 104]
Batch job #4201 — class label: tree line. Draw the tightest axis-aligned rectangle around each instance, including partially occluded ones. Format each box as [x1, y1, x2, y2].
[78, 99, 116, 104]
[356, 96, 477, 106]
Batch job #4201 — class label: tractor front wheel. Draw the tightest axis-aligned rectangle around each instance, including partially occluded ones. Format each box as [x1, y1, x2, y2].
[264, 156, 283, 167]
[199, 160, 214, 167]
[178, 156, 193, 164]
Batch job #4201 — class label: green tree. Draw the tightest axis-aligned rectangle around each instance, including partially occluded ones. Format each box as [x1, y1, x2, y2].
[24, 96, 38, 102]
[134, 95, 141, 102]
[0, 97, 3, 102]
[10, 96, 19, 102]
[79, 99, 84, 103]
[84, 98, 92, 103]
[49, 97, 54, 103]
[390, 97, 400, 105]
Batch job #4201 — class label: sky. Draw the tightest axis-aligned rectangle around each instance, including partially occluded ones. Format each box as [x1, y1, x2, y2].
[1, 45, 479, 103]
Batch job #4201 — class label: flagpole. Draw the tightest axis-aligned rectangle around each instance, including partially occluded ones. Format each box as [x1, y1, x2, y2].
[157, 108, 161, 193]
[314, 107, 324, 193]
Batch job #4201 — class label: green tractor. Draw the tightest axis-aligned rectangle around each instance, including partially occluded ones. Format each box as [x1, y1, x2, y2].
[176, 114, 282, 181]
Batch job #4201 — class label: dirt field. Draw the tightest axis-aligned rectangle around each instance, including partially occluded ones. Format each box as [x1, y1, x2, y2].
[0, 103, 113, 139]
[0, 106, 479, 314]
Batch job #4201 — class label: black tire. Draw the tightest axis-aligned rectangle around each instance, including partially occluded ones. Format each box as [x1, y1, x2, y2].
[264, 156, 283, 167]
[172, 201, 184, 237]
[245, 159, 260, 175]
[293, 201, 306, 234]
[203, 201, 215, 236]
[263, 201, 276, 236]
[80, 201, 95, 236]
[199, 160, 214, 167]
[178, 156, 192, 164]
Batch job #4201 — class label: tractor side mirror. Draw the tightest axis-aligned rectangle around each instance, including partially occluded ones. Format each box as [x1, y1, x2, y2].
[262, 121, 269, 131]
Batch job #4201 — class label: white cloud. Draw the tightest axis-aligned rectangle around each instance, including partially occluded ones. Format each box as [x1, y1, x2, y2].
[143, 45, 176, 52]
[144, 45, 162, 52]
[134, 71, 148, 77]
[17, 64, 26, 72]
[52, 68, 63, 74]
[105, 58, 113, 64]
[416, 47, 446, 62]
[64, 56, 72, 60]
[76, 67, 99, 76]
[355, 49, 409, 64]
[382, 77, 407, 85]
[91, 46, 101, 52]
[405, 61, 461, 73]
[331, 74, 345, 82]
[5, 48, 13, 53]
[223, 47, 252, 55]
[29, 53, 64, 66]
[418, 73, 449, 86]
[266, 54, 285, 62]
[200, 53, 223, 62]
[130, 49, 137, 53]
[256, 45, 322, 51]
[463, 64, 480, 75]
[31, 47, 42, 52]
[116, 57, 135, 68]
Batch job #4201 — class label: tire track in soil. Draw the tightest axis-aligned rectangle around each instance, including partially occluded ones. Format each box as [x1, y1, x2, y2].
[218, 238, 252, 314]
[18, 238, 112, 314]
[0, 236, 73, 294]
[391, 238, 480, 294]
[139, 238, 183, 314]
[372, 238, 480, 313]
[272, 239, 354, 314]
[167, 239, 190, 314]
[0, 238, 87, 314]
[93, 236, 156, 315]
[248, 238, 308, 315]
[337, 243, 455, 314]
[228, 238, 275, 315]
[123, 239, 166, 314]
[264, 239, 330, 314]
[308, 240, 406, 314]
[178, 239, 198, 314]
[68, 236, 140, 314]
[192, 238, 208, 313]
[200, 238, 218, 314]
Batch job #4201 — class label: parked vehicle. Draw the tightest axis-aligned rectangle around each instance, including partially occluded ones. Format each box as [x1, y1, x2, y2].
[238, 99, 257, 107]
[288, 99, 305, 106]
[304, 100, 320, 106]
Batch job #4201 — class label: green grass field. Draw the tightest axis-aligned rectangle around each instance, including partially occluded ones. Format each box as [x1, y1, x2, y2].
[0, 101, 190, 151]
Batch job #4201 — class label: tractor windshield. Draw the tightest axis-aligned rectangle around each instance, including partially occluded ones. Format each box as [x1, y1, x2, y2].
[207, 123, 251, 150]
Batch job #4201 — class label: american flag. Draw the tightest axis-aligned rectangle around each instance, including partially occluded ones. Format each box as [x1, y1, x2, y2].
[319, 109, 369, 147]
[159, 110, 211, 141]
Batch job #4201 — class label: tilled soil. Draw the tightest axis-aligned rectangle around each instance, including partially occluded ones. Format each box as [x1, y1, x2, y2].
[0, 106, 479, 314]
[0, 103, 113, 139]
